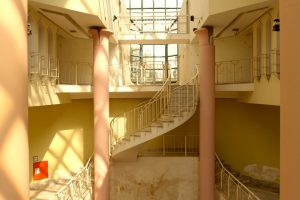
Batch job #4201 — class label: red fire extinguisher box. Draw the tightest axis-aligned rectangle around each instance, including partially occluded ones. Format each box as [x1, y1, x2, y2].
[33, 161, 48, 180]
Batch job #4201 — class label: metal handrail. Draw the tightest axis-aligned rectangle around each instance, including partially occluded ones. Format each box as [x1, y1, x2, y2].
[56, 154, 94, 200]
[110, 65, 198, 154]
[215, 154, 261, 200]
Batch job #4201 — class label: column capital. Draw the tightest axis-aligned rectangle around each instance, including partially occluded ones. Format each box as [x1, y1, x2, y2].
[194, 27, 213, 46]
[88, 28, 113, 45]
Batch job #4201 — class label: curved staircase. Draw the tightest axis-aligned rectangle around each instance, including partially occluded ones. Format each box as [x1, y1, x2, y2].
[110, 66, 199, 161]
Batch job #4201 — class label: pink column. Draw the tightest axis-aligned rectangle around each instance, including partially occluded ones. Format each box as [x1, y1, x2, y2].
[0, 0, 29, 199]
[281, 0, 300, 199]
[89, 28, 112, 200]
[195, 28, 215, 200]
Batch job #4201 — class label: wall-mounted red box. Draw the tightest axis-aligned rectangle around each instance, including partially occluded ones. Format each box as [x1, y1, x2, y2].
[33, 161, 48, 180]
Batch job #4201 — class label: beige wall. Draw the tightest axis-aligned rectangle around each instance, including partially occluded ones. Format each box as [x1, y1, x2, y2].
[215, 34, 252, 61]
[239, 8, 280, 106]
[216, 99, 279, 172]
[178, 43, 199, 84]
[28, 9, 71, 107]
[109, 98, 149, 119]
[29, 99, 93, 180]
[58, 37, 93, 63]
[111, 157, 199, 200]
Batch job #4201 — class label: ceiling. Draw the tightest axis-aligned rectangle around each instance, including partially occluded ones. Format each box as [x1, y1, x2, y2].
[200, 0, 277, 39]
[29, 1, 105, 39]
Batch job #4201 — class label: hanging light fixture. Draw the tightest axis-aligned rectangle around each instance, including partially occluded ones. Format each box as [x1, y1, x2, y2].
[273, 19, 280, 31]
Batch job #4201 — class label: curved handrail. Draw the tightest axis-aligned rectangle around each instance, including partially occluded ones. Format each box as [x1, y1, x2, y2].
[110, 65, 198, 154]
[215, 154, 261, 200]
[56, 154, 94, 199]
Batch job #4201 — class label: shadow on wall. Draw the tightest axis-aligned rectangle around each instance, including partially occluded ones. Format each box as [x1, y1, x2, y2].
[28, 100, 94, 182]
[215, 99, 280, 174]
[28, 80, 71, 106]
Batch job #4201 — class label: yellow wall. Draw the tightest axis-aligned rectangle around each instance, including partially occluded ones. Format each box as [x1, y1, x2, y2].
[28, 8, 71, 107]
[109, 98, 149, 119]
[28, 99, 93, 180]
[216, 99, 279, 172]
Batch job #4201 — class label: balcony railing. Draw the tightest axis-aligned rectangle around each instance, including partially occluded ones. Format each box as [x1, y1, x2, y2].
[253, 50, 280, 80]
[139, 135, 199, 157]
[29, 52, 58, 82]
[58, 61, 93, 85]
[215, 59, 253, 84]
[58, 61, 177, 86]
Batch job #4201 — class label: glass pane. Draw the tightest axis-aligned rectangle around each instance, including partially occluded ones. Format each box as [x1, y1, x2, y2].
[178, 0, 184, 8]
[168, 44, 177, 56]
[131, 0, 141, 8]
[166, 0, 177, 8]
[154, 0, 165, 8]
[142, 45, 153, 58]
[143, 0, 153, 8]
[125, 0, 130, 8]
[154, 45, 165, 57]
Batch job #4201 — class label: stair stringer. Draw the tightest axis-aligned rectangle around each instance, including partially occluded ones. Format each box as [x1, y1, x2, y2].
[111, 107, 197, 161]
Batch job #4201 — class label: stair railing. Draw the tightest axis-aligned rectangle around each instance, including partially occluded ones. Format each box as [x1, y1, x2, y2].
[110, 65, 198, 154]
[215, 154, 261, 200]
[56, 154, 94, 200]
[110, 75, 172, 151]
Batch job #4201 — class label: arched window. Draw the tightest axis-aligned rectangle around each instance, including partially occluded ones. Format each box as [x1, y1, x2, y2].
[28, 14, 38, 75]
[266, 17, 272, 79]
[38, 21, 48, 76]
[256, 23, 262, 80]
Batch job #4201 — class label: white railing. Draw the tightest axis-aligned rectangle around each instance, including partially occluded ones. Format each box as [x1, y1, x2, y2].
[29, 52, 40, 75]
[129, 62, 178, 84]
[118, 11, 189, 34]
[58, 61, 93, 85]
[215, 154, 261, 200]
[139, 135, 199, 157]
[29, 52, 59, 83]
[56, 155, 94, 200]
[49, 57, 58, 79]
[58, 61, 176, 86]
[110, 65, 198, 153]
[253, 50, 280, 80]
[215, 59, 253, 84]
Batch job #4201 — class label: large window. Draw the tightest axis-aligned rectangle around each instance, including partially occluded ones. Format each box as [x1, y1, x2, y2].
[124, 0, 184, 34]
[130, 44, 178, 84]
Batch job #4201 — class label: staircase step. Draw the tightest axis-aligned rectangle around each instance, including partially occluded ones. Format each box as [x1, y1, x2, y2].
[158, 118, 174, 122]
[150, 122, 164, 127]
[122, 137, 131, 141]
[130, 133, 141, 137]
[141, 127, 152, 132]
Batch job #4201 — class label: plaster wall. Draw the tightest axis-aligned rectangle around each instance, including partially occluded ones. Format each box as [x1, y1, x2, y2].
[28, 9, 71, 106]
[110, 157, 199, 200]
[28, 99, 93, 180]
[239, 8, 280, 105]
[216, 99, 279, 177]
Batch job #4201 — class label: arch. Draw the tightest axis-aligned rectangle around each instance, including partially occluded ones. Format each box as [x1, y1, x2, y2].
[256, 23, 262, 79]
[38, 20, 47, 75]
[266, 16, 272, 79]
